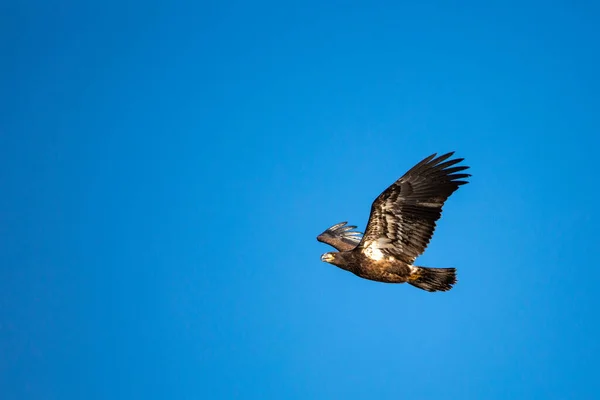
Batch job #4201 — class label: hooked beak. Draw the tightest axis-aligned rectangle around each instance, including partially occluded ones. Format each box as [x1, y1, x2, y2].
[321, 253, 334, 263]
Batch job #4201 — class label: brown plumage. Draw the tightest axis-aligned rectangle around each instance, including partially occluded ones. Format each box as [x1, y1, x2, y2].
[317, 152, 470, 292]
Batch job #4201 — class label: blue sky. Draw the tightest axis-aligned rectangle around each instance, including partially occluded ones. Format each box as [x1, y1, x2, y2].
[1, 1, 599, 398]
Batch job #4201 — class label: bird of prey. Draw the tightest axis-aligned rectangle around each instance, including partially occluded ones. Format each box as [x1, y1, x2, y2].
[317, 152, 470, 292]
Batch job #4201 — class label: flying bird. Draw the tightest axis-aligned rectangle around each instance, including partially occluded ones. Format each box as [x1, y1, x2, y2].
[317, 152, 470, 292]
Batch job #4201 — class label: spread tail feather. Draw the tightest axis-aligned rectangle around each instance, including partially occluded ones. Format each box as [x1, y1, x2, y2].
[408, 266, 457, 292]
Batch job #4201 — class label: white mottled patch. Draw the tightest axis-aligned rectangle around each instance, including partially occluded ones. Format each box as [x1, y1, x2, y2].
[363, 239, 393, 261]
[364, 244, 385, 261]
[419, 202, 442, 208]
[384, 213, 396, 230]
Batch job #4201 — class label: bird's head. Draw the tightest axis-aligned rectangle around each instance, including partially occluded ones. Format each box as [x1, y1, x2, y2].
[320, 252, 337, 264]
[320, 251, 353, 272]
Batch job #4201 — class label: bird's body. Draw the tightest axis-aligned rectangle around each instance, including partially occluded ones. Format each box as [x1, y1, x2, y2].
[324, 250, 413, 283]
[317, 152, 470, 292]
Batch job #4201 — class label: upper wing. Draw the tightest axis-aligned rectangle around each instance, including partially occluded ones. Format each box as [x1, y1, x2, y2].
[358, 152, 470, 263]
[317, 221, 363, 252]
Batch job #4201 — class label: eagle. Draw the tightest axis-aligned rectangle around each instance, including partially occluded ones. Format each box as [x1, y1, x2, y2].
[317, 152, 470, 292]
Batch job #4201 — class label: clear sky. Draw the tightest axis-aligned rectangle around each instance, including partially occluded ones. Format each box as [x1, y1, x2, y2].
[1, 1, 599, 399]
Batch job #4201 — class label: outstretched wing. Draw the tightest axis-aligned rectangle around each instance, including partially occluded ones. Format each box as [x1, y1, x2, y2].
[317, 221, 363, 252]
[358, 152, 470, 263]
